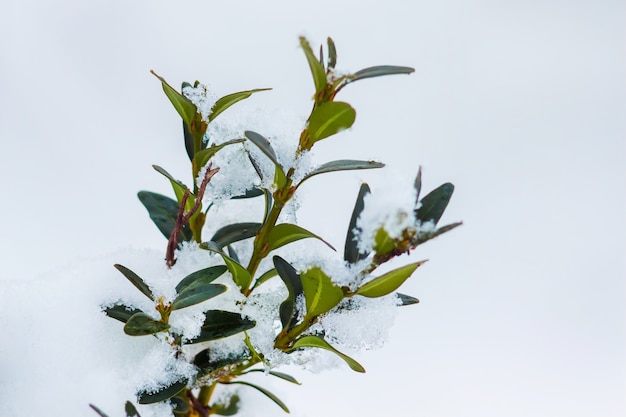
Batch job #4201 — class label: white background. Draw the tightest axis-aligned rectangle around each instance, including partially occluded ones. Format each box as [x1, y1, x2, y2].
[1, 1, 624, 416]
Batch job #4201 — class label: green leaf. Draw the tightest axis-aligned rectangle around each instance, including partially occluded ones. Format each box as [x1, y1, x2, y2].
[290, 335, 365, 373]
[175, 265, 228, 293]
[244, 130, 281, 168]
[356, 261, 426, 298]
[300, 267, 344, 318]
[307, 101, 356, 143]
[211, 222, 262, 249]
[188, 310, 255, 344]
[300, 160, 384, 185]
[373, 227, 395, 255]
[169, 396, 189, 415]
[211, 394, 240, 416]
[273, 256, 303, 330]
[113, 264, 154, 301]
[137, 191, 192, 242]
[171, 284, 227, 310]
[217, 252, 252, 290]
[151, 71, 197, 129]
[252, 268, 277, 289]
[327, 37, 337, 70]
[348, 65, 415, 83]
[413, 166, 422, 204]
[137, 379, 187, 404]
[194, 349, 249, 377]
[231, 188, 264, 199]
[243, 369, 301, 385]
[274, 164, 287, 189]
[416, 183, 454, 225]
[152, 165, 195, 211]
[345, 183, 371, 264]
[89, 404, 110, 417]
[209, 88, 271, 122]
[396, 292, 420, 306]
[125, 401, 141, 417]
[103, 303, 144, 324]
[193, 139, 245, 176]
[300, 37, 327, 94]
[413, 221, 463, 246]
[267, 223, 335, 252]
[224, 381, 289, 413]
[123, 313, 170, 336]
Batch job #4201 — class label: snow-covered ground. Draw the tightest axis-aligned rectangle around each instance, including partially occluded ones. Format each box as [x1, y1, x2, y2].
[1, 1, 624, 416]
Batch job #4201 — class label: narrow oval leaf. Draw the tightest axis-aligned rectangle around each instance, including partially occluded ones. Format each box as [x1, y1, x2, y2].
[327, 37, 337, 70]
[171, 284, 227, 310]
[137, 191, 192, 242]
[113, 264, 154, 301]
[137, 379, 187, 404]
[290, 335, 365, 373]
[273, 256, 303, 330]
[169, 396, 188, 415]
[356, 261, 426, 298]
[224, 381, 289, 413]
[300, 160, 384, 184]
[209, 88, 271, 122]
[193, 139, 245, 176]
[413, 166, 422, 204]
[124, 313, 170, 336]
[299, 36, 326, 94]
[194, 349, 249, 377]
[243, 369, 301, 385]
[396, 292, 420, 306]
[231, 188, 264, 199]
[219, 252, 252, 290]
[244, 130, 281, 167]
[349, 65, 415, 83]
[301, 267, 344, 318]
[103, 303, 144, 323]
[252, 268, 277, 289]
[175, 265, 227, 293]
[151, 71, 197, 128]
[124, 401, 141, 417]
[188, 310, 255, 344]
[268, 223, 335, 252]
[345, 183, 371, 263]
[89, 404, 110, 417]
[211, 222, 262, 249]
[152, 165, 195, 211]
[307, 101, 356, 143]
[416, 183, 454, 225]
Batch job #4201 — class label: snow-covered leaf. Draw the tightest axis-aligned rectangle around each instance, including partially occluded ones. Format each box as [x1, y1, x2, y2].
[307, 101, 356, 143]
[137, 379, 187, 404]
[356, 261, 426, 298]
[300, 37, 326, 94]
[290, 335, 365, 373]
[209, 88, 271, 122]
[187, 310, 255, 344]
[113, 264, 154, 301]
[211, 222, 261, 249]
[123, 313, 170, 336]
[273, 256, 303, 330]
[345, 183, 371, 264]
[299, 159, 384, 185]
[137, 191, 191, 242]
[175, 265, 227, 294]
[373, 227, 395, 256]
[415, 183, 454, 225]
[171, 284, 227, 311]
[231, 188, 264, 199]
[103, 303, 144, 324]
[301, 267, 344, 318]
[267, 223, 335, 252]
[224, 381, 289, 413]
[396, 292, 420, 306]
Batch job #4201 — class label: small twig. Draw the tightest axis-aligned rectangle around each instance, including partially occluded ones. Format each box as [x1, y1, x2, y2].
[166, 164, 220, 267]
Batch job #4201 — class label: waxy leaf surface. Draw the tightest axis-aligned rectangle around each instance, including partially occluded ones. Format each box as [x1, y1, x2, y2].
[123, 313, 170, 336]
[175, 265, 227, 293]
[307, 101, 356, 143]
[344, 183, 371, 263]
[290, 335, 365, 373]
[267, 223, 335, 252]
[114, 264, 154, 301]
[209, 89, 271, 122]
[356, 261, 426, 298]
[171, 284, 227, 310]
[137, 379, 187, 404]
[301, 267, 344, 318]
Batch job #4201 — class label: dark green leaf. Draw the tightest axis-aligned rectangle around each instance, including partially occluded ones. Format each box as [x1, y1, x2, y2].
[194, 349, 249, 377]
[137, 379, 187, 404]
[290, 335, 365, 373]
[224, 381, 289, 413]
[151, 71, 197, 129]
[103, 303, 144, 324]
[413, 166, 422, 204]
[356, 261, 426, 298]
[267, 223, 335, 252]
[171, 284, 227, 310]
[227, 245, 239, 263]
[300, 37, 326, 94]
[124, 313, 170, 336]
[252, 268, 277, 289]
[183, 118, 194, 161]
[396, 293, 420, 306]
[175, 265, 227, 293]
[114, 264, 154, 301]
[300, 160, 384, 184]
[243, 369, 301, 385]
[345, 183, 371, 264]
[170, 396, 189, 415]
[152, 165, 194, 211]
[188, 310, 255, 344]
[416, 183, 454, 225]
[273, 256, 303, 330]
[327, 37, 337, 70]
[209, 89, 271, 122]
[231, 188, 264, 199]
[301, 267, 344, 318]
[211, 222, 262, 249]
[413, 221, 463, 246]
[307, 102, 356, 143]
[348, 65, 415, 83]
[125, 401, 141, 417]
[244, 130, 281, 168]
[89, 404, 110, 417]
[211, 395, 240, 416]
[193, 139, 245, 176]
[137, 191, 191, 242]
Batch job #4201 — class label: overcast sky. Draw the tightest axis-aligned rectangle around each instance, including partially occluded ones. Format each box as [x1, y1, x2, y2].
[1, 1, 624, 416]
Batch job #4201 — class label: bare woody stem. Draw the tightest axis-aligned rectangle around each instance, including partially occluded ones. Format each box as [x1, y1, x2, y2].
[166, 164, 220, 267]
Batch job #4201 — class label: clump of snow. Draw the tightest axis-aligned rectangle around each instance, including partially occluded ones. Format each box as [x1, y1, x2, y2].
[182, 83, 218, 122]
